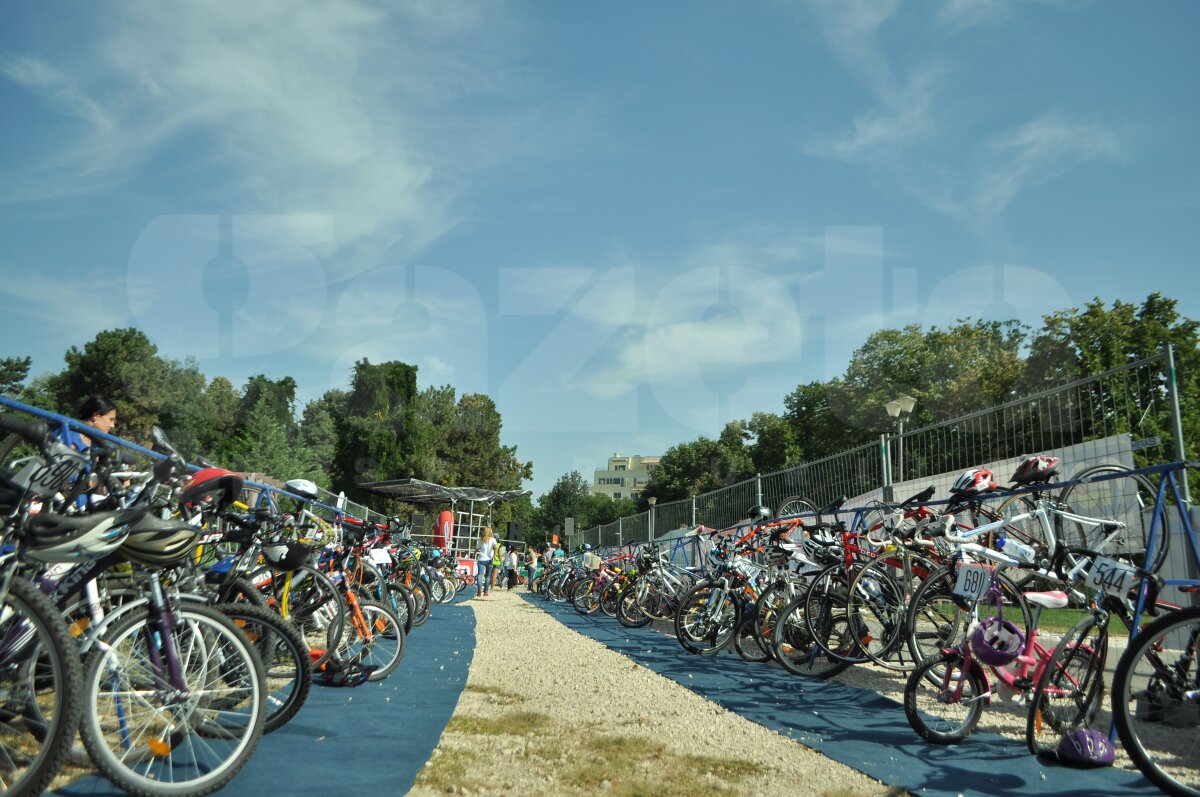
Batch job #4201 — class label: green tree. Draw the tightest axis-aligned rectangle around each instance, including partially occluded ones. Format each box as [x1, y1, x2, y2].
[226, 398, 312, 482]
[331, 359, 421, 509]
[782, 379, 865, 462]
[746, 411, 795, 474]
[0, 356, 31, 396]
[535, 471, 591, 532]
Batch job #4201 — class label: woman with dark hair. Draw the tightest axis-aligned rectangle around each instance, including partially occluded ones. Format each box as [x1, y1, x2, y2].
[70, 395, 118, 450]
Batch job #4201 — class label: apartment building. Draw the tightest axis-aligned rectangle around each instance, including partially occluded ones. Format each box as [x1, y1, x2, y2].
[592, 454, 660, 500]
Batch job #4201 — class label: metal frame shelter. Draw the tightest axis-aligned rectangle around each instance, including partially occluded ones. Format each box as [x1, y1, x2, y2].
[361, 478, 531, 560]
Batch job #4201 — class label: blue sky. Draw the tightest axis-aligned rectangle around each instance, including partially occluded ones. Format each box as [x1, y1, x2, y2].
[2, 0, 1197, 500]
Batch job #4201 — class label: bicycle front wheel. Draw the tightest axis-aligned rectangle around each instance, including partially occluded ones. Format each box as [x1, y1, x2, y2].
[0, 576, 84, 797]
[1112, 606, 1200, 797]
[80, 603, 266, 797]
[1060, 465, 1162, 573]
[904, 651, 986, 744]
[674, 580, 740, 655]
[337, 598, 405, 682]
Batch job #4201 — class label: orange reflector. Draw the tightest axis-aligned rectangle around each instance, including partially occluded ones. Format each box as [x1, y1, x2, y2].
[149, 737, 172, 757]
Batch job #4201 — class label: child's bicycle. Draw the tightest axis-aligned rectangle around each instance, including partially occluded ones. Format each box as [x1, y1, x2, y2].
[903, 558, 1084, 743]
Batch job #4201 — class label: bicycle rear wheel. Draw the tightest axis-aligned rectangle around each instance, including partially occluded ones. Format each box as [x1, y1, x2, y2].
[674, 580, 740, 655]
[1112, 606, 1200, 797]
[1060, 465, 1162, 573]
[776, 496, 817, 519]
[771, 594, 853, 679]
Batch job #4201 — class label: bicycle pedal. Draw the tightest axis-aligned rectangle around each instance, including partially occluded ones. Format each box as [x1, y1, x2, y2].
[1011, 677, 1033, 691]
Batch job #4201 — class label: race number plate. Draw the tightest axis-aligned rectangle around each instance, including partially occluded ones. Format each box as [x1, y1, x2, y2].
[953, 563, 993, 602]
[1086, 556, 1138, 597]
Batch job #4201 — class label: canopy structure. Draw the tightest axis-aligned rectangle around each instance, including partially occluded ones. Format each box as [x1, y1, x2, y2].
[360, 478, 531, 506]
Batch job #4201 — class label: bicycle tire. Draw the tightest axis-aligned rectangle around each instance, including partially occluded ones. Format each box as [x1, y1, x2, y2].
[903, 564, 1033, 672]
[406, 578, 431, 627]
[80, 602, 266, 797]
[337, 598, 405, 682]
[616, 584, 652, 628]
[770, 593, 853, 679]
[1025, 612, 1106, 757]
[1112, 605, 1200, 797]
[0, 576, 84, 797]
[210, 601, 312, 733]
[845, 553, 939, 671]
[776, 496, 817, 519]
[572, 580, 600, 615]
[276, 564, 345, 669]
[674, 579, 740, 655]
[803, 563, 871, 665]
[733, 612, 771, 663]
[903, 651, 986, 744]
[1060, 465, 1164, 574]
[754, 580, 805, 663]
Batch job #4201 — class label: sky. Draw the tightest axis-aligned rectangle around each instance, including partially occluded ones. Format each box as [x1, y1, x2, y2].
[1, 0, 1198, 501]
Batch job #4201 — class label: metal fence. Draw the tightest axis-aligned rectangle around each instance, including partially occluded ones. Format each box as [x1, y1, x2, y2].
[570, 347, 1190, 550]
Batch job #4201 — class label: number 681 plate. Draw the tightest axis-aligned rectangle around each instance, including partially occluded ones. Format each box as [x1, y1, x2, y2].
[953, 563, 993, 602]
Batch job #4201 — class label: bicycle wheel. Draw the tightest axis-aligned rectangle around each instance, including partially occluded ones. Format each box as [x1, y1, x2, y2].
[379, 582, 415, 635]
[571, 580, 600, 615]
[674, 580, 740, 655]
[803, 564, 871, 665]
[991, 494, 1062, 586]
[616, 584, 652, 628]
[209, 602, 312, 734]
[1060, 465, 1163, 573]
[426, 574, 448, 605]
[771, 594, 853, 679]
[754, 581, 803, 663]
[80, 603, 266, 797]
[904, 651, 987, 744]
[733, 612, 771, 663]
[776, 496, 817, 519]
[599, 582, 622, 617]
[1112, 606, 1200, 797]
[846, 553, 937, 671]
[904, 564, 1033, 671]
[0, 576, 84, 797]
[1025, 613, 1106, 757]
[407, 579, 431, 627]
[336, 598, 405, 682]
[277, 564, 345, 669]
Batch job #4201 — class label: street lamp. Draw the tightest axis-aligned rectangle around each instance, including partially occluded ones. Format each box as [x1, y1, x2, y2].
[885, 395, 917, 483]
[647, 496, 657, 542]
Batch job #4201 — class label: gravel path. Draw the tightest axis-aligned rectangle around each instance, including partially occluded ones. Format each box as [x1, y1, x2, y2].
[406, 589, 901, 797]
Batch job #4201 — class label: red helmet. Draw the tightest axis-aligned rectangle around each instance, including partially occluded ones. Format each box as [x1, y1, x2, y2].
[1010, 455, 1060, 485]
[950, 468, 997, 498]
[178, 467, 243, 512]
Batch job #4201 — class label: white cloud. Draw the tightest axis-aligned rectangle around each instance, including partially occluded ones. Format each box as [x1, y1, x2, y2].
[805, 68, 941, 161]
[0, 0, 525, 272]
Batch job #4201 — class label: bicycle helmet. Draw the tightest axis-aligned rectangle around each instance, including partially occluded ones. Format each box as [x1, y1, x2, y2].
[261, 538, 312, 571]
[583, 543, 592, 551]
[747, 505, 772, 522]
[969, 616, 1026, 666]
[179, 467, 243, 512]
[119, 514, 201, 567]
[1056, 728, 1115, 767]
[950, 468, 998, 499]
[284, 478, 319, 501]
[801, 536, 840, 567]
[24, 508, 142, 563]
[1010, 455, 1061, 485]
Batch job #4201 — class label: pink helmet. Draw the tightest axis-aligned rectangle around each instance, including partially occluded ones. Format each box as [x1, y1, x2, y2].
[969, 616, 1026, 666]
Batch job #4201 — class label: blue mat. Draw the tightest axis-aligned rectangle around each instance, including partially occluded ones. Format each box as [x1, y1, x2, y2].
[54, 591, 476, 796]
[527, 595, 1157, 797]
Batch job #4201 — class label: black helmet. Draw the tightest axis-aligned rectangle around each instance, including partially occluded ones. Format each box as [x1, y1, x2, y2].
[748, 505, 772, 522]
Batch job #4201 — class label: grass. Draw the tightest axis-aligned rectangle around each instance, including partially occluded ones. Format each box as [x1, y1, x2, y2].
[446, 710, 553, 736]
[1034, 607, 1090, 634]
[464, 684, 523, 705]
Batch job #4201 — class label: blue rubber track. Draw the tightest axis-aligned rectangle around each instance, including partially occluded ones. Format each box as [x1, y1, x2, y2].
[53, 591, 476, 796]
[527, 594, 1158, 797]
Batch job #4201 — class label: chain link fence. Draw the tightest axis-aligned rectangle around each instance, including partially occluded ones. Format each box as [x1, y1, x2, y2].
[571, 349, 1189, 550]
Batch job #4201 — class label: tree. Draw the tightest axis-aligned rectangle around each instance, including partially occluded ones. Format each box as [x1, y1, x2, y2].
[746, 411, 794, 474]
[298, 389, 345, 489]
[227, 397, 313, 483]
[641, 437, 732, 504]
[0, 356, 31, 396]
[535, 471, 591, 532]
[331, 359, 421, 509]
[782, 380, 865, 462]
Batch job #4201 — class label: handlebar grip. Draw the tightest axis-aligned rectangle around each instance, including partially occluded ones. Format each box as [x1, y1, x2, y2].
[0, 413, 50, 446]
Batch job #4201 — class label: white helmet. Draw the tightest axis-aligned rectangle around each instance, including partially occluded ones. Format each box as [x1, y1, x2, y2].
[284, 479, 319, 501]
[24, 508, 141, 563]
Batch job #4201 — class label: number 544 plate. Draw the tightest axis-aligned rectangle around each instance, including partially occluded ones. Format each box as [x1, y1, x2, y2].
[1086, 556, 1139, 597]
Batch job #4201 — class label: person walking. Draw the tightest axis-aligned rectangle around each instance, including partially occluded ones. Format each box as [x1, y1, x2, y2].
[491, 541, 503, 592]
[475, 527, 497, 599]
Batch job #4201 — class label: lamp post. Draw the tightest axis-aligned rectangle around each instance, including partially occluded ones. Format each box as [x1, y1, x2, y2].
[885, 395, 917, 485]
[647, 496, 657, 543]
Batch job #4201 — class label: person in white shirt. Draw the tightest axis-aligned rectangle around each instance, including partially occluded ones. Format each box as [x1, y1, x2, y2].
[506, 548, 519, 590]
[475, 527, 497, 598]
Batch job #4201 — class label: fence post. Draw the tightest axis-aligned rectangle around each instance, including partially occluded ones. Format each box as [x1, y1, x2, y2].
[691, 496, 697, 527]
[880, 433, 894, 502]
[618, 517, 623, 548]
[755, 473, 763, 508]
[1165, 343, 1192, 503]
